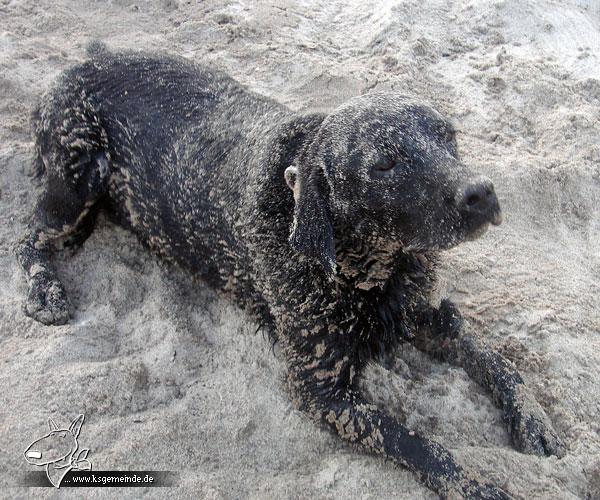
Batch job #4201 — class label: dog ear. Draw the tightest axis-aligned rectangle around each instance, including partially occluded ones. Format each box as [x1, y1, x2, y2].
[69, 414, 85, 439]
[48, 417, 59, 432]
[287, 156, 336, 278]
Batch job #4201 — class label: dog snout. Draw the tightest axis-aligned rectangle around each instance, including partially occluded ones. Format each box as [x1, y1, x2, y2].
[457, 178, 502, 225]
[26, 450, 42, 459]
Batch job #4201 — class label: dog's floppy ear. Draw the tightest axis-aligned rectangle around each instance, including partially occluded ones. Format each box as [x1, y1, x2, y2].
[286, 152, 336, 278]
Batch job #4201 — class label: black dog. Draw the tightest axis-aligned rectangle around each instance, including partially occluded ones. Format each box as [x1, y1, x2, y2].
[16, 45, 564, 498]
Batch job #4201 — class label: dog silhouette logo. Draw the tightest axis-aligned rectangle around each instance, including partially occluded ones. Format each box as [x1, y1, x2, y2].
[24, 414, 92, 488]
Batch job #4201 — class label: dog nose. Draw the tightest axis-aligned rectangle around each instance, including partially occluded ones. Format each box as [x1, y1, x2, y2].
[458, 178, 502, 225]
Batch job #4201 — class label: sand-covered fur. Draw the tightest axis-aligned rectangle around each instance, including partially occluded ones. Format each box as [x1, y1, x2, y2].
[1, 1, 599, 499]
[15, 46, 564, 498]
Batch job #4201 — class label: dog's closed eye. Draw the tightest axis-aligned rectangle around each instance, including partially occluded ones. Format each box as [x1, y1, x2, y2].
[373, 152, 413, 172]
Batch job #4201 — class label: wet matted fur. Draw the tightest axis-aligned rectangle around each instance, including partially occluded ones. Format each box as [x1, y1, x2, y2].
[16, 45, 564, 499]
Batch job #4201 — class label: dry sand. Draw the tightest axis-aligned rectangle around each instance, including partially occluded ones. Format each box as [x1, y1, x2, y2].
[0, 0, 599, 498]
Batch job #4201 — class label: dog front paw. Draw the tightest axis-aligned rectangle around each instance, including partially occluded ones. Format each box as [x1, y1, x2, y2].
[24, 273, 71, 325]
[505, 389, 566, 458]
[468, 483, 513, 500]
[454, 478, 513, 500]
[436, 298, 464, 339]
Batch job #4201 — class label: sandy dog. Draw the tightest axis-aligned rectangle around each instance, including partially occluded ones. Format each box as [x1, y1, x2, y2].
[17, 44, 564, 498]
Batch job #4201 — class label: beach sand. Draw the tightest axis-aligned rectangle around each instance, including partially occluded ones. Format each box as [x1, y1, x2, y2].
[0, 0, 598, 498]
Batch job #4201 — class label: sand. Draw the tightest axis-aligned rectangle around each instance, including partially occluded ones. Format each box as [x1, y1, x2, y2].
[0, 0, 598, 498]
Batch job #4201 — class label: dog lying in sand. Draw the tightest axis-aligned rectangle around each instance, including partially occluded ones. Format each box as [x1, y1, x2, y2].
[16, 44, 564, 499]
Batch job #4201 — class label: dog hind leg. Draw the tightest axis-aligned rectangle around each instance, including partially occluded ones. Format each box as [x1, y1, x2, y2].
[16, 91, 112, 325]
[16, 165, 106, 324]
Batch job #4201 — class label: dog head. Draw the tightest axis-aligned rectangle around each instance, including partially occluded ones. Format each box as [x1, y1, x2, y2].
[285, 93, 502, 277]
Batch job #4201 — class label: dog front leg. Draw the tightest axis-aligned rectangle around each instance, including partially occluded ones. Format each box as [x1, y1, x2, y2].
[293, 384, 511, 499]
[281, 338, 511, 500]
[414, 299, 565, 458]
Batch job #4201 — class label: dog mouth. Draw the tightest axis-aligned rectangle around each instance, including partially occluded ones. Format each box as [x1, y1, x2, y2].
[465, 222, 490, 241]
[490, 209, 503, 226]
[391, 206, 504, 253]
[464, 208, 502, 241]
